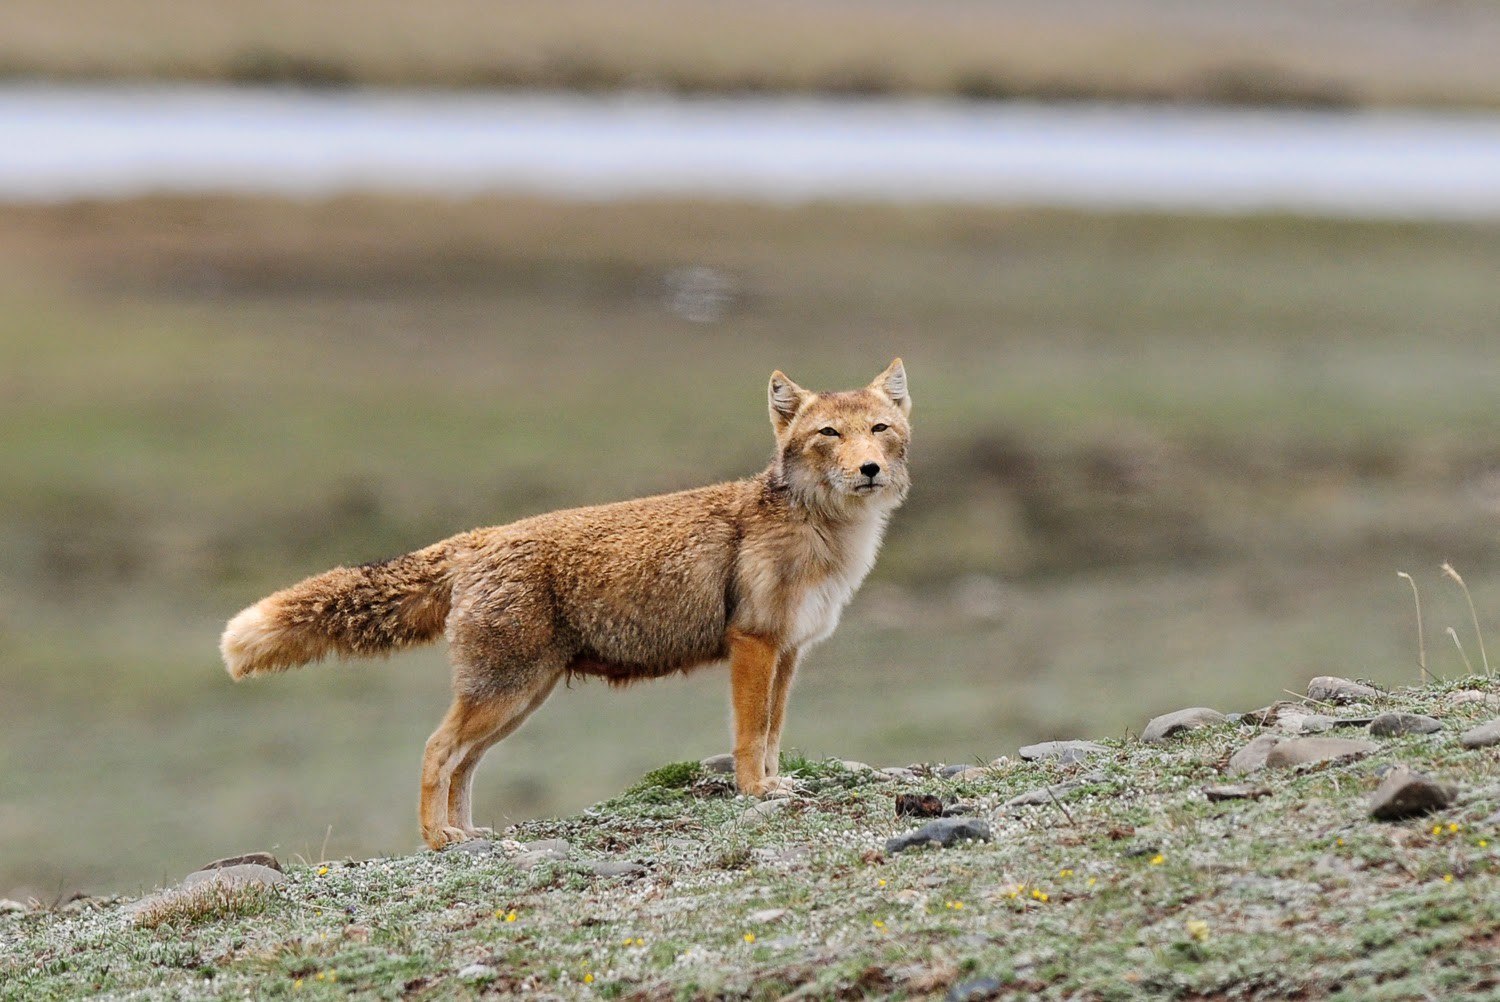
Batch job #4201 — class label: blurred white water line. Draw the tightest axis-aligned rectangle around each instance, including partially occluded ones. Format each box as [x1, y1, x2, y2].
[2, 86, 1500, 219]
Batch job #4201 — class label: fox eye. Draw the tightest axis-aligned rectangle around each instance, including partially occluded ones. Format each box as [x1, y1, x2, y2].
[871, 423, 889, 432]
[818, 427, 840, 437]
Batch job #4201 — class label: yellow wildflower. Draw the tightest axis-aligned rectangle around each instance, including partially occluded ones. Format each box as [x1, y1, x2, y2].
[317, 866, 329, 876]
[1150, 854, 1164, 866]
[584, 973, 594, 984]
[505, 910, 518, 922]
[1058, 868, 1073, 878]
[743, 932, 756, 944]
[1443, 874, 1455, 884]
[293, 980, 302, 990]
[1185, 919, 1209, 942]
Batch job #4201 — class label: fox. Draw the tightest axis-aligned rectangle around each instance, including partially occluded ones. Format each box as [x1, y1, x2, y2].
[220, 359, 911, 849]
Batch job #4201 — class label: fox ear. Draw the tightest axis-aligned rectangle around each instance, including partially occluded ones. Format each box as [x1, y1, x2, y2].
[768, 370, 808, 431]
[871, 358, 910, 414]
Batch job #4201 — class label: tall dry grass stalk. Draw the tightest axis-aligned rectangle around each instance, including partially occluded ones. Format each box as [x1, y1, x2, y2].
[1397, 572, 1429, 684]
[1441, 562, 1490, 678]
[1447, 626, 1476, 676]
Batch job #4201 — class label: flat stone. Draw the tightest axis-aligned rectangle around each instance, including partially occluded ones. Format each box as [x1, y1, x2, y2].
[1370, 766, 1456, 821]
[1204, 784, 1271, 802]
[1277, 712, 1334, 735]
[948, 977, 1004, 1001]
[1141, 707, 1226, 743]
[458, 963, 498, 982]
[0, 899, 28, 914]
[839, 760, 873, 772]
[879, 767, 918, 781]
[1018, 740, 1108, 764]
[700, 753, 736, 774]
[748, 907, 788, 924]
[1227, 734, 1282, 775]
[1003, 781, 1083, 808]
[578, 859, 646, 878]
[1448, 690, 1500, 709]
[950, 766, 993, 782]
[509, 848, 569, 871]
[1461, 718, 1500, 748]
[181, 863, 286, 889]
[1264, 736, 1377, 769]
[1306, 676, 1381, 705]
[884, 816, 992, 854]
[1369, 712, 1442, 738]
[740, 798, 793, 823]
[199, 852, 282, 873]
[447, 839, 496, 856]
[936, 763, 972, 778]
[521, 839, 572, 856]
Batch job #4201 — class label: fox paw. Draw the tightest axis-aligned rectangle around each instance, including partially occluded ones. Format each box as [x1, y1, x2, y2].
[754, 776, 802, 798]
[425, 826, 472, 849]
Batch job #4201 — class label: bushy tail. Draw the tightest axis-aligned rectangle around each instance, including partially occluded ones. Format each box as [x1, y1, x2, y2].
[220, 539, 459, 680]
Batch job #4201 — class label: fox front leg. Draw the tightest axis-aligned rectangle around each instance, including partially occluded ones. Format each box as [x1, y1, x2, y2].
[727, 631, 797, 796]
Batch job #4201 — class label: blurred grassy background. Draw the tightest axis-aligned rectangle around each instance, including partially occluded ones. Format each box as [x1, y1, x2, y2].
[3, 196, 1499, 898]
[3, 0, 1500, 107]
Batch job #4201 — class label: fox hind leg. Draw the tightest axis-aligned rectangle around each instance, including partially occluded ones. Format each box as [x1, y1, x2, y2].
[420, 674, 559, 849]
[446, 674, 560, 836]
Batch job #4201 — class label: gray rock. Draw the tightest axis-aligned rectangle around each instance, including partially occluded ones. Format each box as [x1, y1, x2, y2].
[1204, 784, 1271, 802]
[1003, 781, 1083, 808]
[1306, 676, 1381, 705]
[458, 963, 498, 982]
[578, 859, 647, 878]
[1369, 766, 1456, 820]
[1018, 740, 1108, 764]
[0, 899, 28, 914]
[1369, 712, 1442, 738]
[447, 839, 496, 856]
[937, 763, 971, 778]
[181, 864, 286, 889]
[884, 816, 992, 854]
[510, 848, 569, 871]
[748, 907, 788, 924]
[1264, 737, 1377, 769]
[1447, 690, 1500, 709]
[948, 977, 1004, 1001]
[1227, 734, 1283, 775]
[700, 753, 736, 774]
[740, 798, 793, 823]
[1461, 718, 1500, 748]
[199, 852, 282, 873]
[1141, 707, 1226, 743]
[950, 766, 993, 782]
[522, 838, 572, 856]
[1277, 712, 1334, 735]
[879, 767, 918, 781]
[838, 759, 873, 772]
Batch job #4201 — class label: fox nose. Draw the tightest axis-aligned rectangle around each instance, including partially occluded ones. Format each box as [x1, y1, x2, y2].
[859, 462, 881, 478]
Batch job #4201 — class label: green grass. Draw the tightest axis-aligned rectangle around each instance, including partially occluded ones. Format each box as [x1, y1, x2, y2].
[6, 680, 1500, 999]
[4, 197, 1500, 900]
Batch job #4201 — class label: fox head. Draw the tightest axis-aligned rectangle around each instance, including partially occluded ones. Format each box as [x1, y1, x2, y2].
[768, 358, 911, 514]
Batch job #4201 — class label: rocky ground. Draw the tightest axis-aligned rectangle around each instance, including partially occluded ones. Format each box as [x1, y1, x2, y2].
[4, 675, 1500, 1000]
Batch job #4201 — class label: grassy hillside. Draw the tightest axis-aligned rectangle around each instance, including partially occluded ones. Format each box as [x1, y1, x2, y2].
[3, 198, 1500, 899]
[4, 676, 1500, 1000]
[2, 0, 1500, 108]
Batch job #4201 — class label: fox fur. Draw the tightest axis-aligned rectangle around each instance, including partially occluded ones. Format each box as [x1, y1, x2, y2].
[222, 360, 911, 849]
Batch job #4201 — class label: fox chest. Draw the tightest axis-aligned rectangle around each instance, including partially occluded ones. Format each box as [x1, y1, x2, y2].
[781, 516, 887, 648]
[786, 573, 863, 648]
